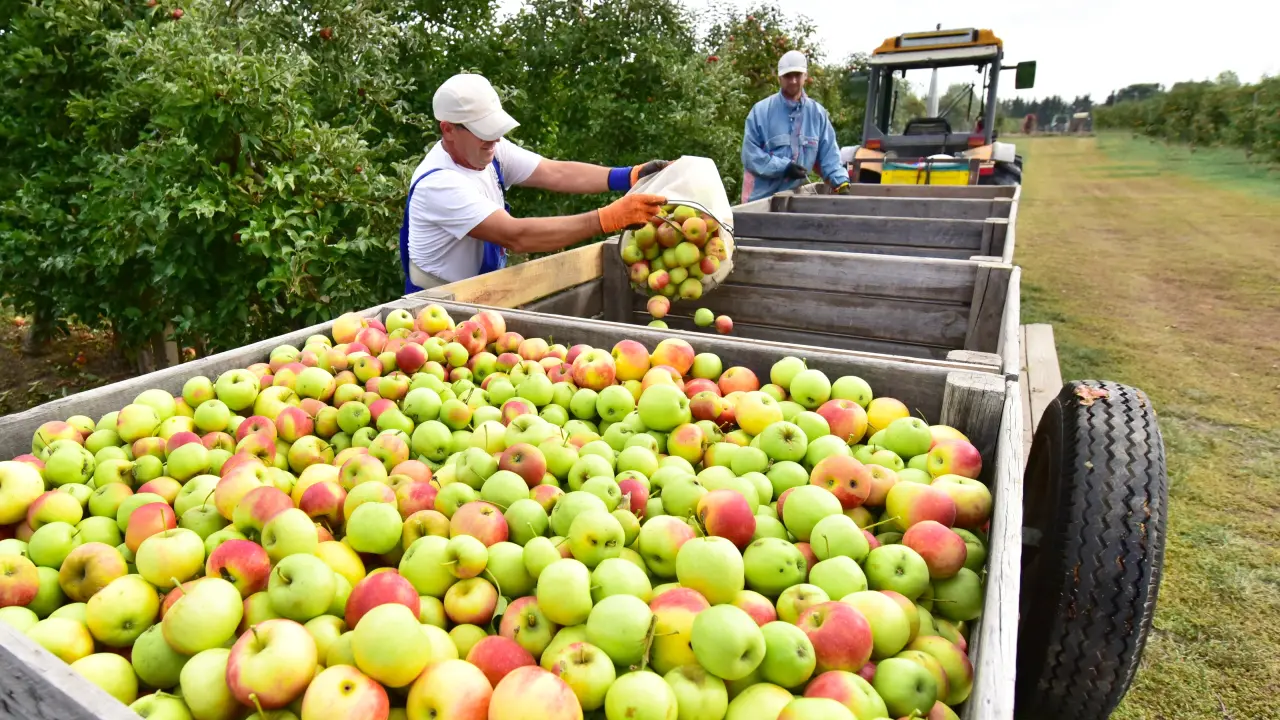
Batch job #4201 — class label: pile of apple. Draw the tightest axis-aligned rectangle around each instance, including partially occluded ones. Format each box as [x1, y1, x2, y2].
[0, 305, 991, 720]
[622, 204, 730, 303]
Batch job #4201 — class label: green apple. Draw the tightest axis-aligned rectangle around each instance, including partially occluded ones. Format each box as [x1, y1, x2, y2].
[637, 384, 691, 432]
[664, 664, 729, 719]
[676, 536, 744, 605]
[872, 656, 938, 717]
[28, 566, 67, 618]
[128, 692, 193, 719]
[766, 461, 810, 499]
[179, 648, 240, 720]
[131, 623, 191, 689]
[70, 652, 138, 705]
[931, 567, 983, 622]
[85, 573, 159, 647]
[781, 485, 843, 542]
[27, 521, 82, 569]
[540, 625, 590, 671]
[690, 604, 766, 680]
[789, 369, 832, 409]
[536, 558, 593, 626]
[809, 556, 868, 600]
[842, 590, 912, 659]
[549, 490, 608, 537]
[590, 557, 652, 603]
[268, 554, 336, 622]
[484, 541, 534, 598]
[346, 502, 402, 555]
[810, 514, 870, 563]
[742, 537, 807, 598]
[585, 594, 653, 667]
[880, 417, 933, 460]
[756, 421, 808, 463]
[522, 536, 562, 580]
[480, 470, 529, 510]
[759, 620, 816, 688]
[136, 528, 205, 590]
[604, 670, 679, 720]
[544, 640, 616, 711]
[864, 545, 932, 600]
[726, 683, 794, 720]
[352, 603, 430, 688]
[954, 528, 987, 573]
[162, 577, 242, 654]
[505, 498, 550, 546]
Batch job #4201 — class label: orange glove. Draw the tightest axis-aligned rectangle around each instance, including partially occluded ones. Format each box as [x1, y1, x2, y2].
[598, 193, 667, 235]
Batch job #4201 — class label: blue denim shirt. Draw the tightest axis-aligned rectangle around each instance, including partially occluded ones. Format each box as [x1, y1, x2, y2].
[740, 92, 849, 203]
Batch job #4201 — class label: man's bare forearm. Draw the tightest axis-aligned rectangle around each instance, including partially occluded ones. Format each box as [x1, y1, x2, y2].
[469, 210, 603, 254]
[523, 159, 611, 194]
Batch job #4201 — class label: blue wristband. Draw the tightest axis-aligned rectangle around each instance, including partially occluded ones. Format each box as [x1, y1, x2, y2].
[608, 166, 633, 192]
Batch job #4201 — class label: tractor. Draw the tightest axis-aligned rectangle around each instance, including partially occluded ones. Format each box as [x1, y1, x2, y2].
[844, 28, 1037, 186]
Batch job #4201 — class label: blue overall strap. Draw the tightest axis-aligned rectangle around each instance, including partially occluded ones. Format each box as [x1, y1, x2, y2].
[399, 168, 444, 295]
[480, 159, 510, 274]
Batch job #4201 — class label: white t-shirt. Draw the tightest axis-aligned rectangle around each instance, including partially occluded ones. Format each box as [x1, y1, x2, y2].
[406, 139, 544, 282]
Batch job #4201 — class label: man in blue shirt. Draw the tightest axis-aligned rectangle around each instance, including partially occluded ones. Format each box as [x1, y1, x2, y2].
[740, 51, 851, 203]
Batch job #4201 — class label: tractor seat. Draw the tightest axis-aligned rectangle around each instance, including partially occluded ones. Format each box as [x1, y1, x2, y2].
[903, 117, 953, 136]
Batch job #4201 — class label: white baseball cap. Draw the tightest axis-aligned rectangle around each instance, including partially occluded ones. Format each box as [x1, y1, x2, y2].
[432, 74, 519, 142]
[777, 50, 808, 76]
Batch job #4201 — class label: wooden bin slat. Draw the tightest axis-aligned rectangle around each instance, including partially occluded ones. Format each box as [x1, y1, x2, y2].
[734, 211, 989, 249]
[790, 181, 1018, 199]
[771, 194, 1014, 220]
[645, 284, 970, 348]
[961, 378, 1025, 720]
[717, 247, 979, 303]
[643, 312, 951, 360]
[409, 241, 604, 309]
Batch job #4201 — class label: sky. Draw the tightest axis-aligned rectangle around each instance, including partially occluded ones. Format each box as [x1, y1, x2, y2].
[496, 0, 1280, 101]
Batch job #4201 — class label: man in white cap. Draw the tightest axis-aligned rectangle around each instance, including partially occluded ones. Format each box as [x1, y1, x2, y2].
[739, 50, 851, 203]
[400, 73, 670, 291]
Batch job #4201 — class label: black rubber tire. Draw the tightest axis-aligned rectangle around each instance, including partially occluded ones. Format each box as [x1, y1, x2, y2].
[1015, 380, 1168, 720]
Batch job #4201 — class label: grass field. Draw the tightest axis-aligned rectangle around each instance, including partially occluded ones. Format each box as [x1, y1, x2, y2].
[1016, 134, 1280, 718]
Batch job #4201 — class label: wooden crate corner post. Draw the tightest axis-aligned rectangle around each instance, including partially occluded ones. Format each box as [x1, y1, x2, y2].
[939, 369, 1006, 470]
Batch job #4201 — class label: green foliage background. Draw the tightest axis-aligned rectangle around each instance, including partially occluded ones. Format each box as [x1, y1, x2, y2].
[1095, 77, 1280, 162]
[0, 0, 868, 356]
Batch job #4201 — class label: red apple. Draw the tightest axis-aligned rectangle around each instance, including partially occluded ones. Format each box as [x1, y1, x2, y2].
[810, 455, 873, 509]
[467, 635, 537, 688]
[817, 399, 869, 445]
[796, 601, 874, 673]
[718, 367, 759, 395]
[346, 570, 420, 628]
[205, 539, 271, 598]
[695, 489, 756, 549]
[500, 443, 548, 489]
[650, 338, 695, 376]
[901, 521, 967, 579]
[927, 440, 982, 480]
[449, 502, 508, 546]
[236, 415, 276, 443]
[571, 348, 617, 391]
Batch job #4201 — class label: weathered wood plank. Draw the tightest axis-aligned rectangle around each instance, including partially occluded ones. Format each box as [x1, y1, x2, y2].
[387, 299, 972, 420]
[961, 379, 1024, 720]
[940, 370, 1006, 470]
[427, 242, 603, 309]
[0, 308, 387, 460]
[639, 284, 970, 348]
[601, 238, 632, 324]
[723, 248, 979, 303]
[963, 264, 1012, 353]
[0, 622, 143, 720]
[734, 237, 976, 260]
[1019, 325, 1034, 460]
[984, 218, 1010, 258]
[768, 195, 1013, 220]
[733, 211, 988, 249]
[1001, 189, 1020, 264]
[998, 267, 1022, 380]
[788, 182, 1017, 199]
[946, 350, 1002, 368]
[1025, 323, 1064, 431]
[521, 279, 603, 318]
[644, 313, 950, 360]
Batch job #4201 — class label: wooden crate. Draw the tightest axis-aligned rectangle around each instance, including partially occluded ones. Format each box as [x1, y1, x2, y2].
[417, 239, 1022, 379]
[731, 194, 1017, 264]
[0, 299, 1024, 720]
